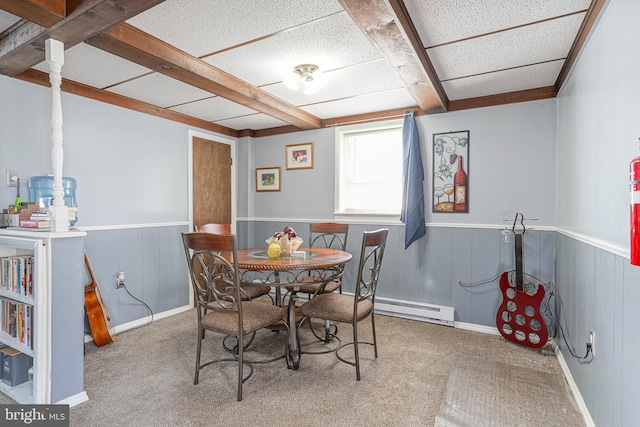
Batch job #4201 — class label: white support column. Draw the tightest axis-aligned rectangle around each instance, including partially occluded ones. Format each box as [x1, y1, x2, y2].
[46, 38, 69, 232]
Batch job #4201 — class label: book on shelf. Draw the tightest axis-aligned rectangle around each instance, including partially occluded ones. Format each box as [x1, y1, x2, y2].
[1, 256, 33, 297]
[19, 220, 51, 228]
[29, 208, 77, 221]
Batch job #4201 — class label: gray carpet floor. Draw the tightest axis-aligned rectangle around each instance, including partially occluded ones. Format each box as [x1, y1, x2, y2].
[434, 354, 583, 427]
[2, 307, 585, 426]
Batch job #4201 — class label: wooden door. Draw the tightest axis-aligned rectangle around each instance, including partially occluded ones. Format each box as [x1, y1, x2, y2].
[192, 136, 232, 227]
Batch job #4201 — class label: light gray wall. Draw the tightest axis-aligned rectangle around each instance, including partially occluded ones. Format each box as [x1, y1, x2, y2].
[555, 0, 640, 425]
[244, 100, 558, 227]
[0, 74, 226, 327]
[557, 0, 637, 249]
[0, 76, 190, 226]
[239, 96, 558, 330]
[249, 128, 337, 219]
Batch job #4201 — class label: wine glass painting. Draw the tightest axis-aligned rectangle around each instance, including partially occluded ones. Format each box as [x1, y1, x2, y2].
[432, 130, 469, 213]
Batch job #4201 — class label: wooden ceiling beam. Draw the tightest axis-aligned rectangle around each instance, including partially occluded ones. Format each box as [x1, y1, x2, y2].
[0, 0, 165, 76]
[555, 0, 607, 91]
[15, 68, 239, 137]
[448, 87, 557, 111]
[87, 23, 322, 130]
[0, 0, 67, 27]
[338, 0, 448, 113]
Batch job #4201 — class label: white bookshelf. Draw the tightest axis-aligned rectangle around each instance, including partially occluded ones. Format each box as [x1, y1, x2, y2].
[0, 229, 87, 405]
[0, 235, 44, 404]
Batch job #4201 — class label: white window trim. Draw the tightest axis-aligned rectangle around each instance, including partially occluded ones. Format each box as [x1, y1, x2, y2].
[334, 119, 404, 222]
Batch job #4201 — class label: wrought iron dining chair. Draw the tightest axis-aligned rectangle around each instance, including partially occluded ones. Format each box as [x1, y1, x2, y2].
[299, 228, 388, 380]
[283, 222, 349, 343]
[182, 232, 286, 400]
[285, 222, 349, 298]
[195, 223, 272, 302]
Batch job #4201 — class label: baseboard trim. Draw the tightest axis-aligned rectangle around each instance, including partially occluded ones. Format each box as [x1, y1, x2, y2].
[56, 391, 88, 407]
[84, 305, 193, 343]
[553, 342, 596, 427]
[454, 321, 500, 335]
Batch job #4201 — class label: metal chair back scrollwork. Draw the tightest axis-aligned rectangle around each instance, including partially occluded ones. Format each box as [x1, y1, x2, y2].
[195, 223, 272, 302]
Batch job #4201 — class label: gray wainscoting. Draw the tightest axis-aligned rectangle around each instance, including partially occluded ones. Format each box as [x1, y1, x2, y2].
[555, 233, 640, 426]
[83, 225, 189, 327]
[238, 220, 556, 327]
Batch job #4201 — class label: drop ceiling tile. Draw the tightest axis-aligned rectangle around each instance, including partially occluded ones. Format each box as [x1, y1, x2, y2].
[170, 96, 257, 122]
[106, 73, 213, 108]
[127, 0, 344, 57]
[32, 43, 151, 89]
[443, 60, 564, 100]
[301, 88, 417, 120]
[203, 12, 381, 87]
[405, 0, 591, 46]
[0, 10, 20, 32]
[430, 13, 585, 81]
[262, 59, 405, 106]
[214, 113, 289, 131]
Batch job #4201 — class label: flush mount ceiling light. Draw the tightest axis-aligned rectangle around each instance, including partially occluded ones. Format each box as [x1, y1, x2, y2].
[283, 64, 327, 95]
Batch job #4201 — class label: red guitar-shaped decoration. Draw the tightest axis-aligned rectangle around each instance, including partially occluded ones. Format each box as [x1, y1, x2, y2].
[496, 214, 548, 349]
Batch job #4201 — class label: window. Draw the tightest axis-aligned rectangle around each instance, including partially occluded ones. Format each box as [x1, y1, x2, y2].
[335, 119, 403, 217]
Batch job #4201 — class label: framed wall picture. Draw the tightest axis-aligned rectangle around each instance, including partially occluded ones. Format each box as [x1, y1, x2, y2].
[256, 167, 281, 192]
[286, 142, 314, 170]
[432, 130, 469, 213]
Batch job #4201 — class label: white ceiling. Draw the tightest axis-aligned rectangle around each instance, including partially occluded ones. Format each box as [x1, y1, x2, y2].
[0, 0, 597, 134]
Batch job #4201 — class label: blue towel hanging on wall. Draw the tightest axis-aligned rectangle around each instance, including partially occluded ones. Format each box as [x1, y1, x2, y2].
[400, 110, 426, 249]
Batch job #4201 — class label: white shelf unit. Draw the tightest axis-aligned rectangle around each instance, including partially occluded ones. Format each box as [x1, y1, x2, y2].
[0, 229, 86, 405]
[0, 235, 45, 404]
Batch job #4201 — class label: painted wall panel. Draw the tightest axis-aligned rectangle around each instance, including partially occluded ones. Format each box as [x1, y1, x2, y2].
[243, 220, 556, 330]
[621, 262, 640, 423]
[451, 228, 473, 322]
[556, 234, 640, 427]
[83, 225, 188, 327]
[469, 228, 502, 326]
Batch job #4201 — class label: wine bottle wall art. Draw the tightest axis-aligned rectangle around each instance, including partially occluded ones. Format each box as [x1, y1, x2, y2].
[432, 130, 469, 213]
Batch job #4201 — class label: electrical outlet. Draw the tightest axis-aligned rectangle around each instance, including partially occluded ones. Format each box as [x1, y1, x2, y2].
[116, 271, 125, 289]
[6, 170, 19, 187]
[589, 329, 596, 356]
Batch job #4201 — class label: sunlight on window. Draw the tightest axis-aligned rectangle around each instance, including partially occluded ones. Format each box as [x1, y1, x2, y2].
[336, 121, 403, 214]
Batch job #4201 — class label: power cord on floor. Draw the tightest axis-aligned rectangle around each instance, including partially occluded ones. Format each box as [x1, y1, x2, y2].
[120, 282, 154, 331]
[557, 322, 593, 360]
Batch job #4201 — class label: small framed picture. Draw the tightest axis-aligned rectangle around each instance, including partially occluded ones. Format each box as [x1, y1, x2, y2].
[286, 142, 314, 170]
[256, 167, 281, 192]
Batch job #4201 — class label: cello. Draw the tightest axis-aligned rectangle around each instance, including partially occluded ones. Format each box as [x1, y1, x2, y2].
[496, 213, 548, 349]
[84, 251, 116, 346]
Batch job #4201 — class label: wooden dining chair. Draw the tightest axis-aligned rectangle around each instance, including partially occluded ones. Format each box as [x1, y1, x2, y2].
[182, 232, 286, 401]
[299, 228, 388, 380]
[195, 223, 272, 302]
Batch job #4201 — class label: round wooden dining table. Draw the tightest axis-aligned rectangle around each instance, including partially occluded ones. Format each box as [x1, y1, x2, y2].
[231, 247, 352, 370]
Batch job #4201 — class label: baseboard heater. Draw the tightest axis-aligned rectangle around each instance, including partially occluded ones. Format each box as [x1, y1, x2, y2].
[374, 296, 455, 327]
[269, 290, 455, 327]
